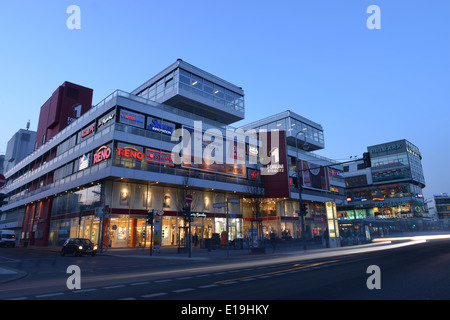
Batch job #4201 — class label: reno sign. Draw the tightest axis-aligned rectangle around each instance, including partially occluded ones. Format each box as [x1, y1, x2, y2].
[93, 146, 112, 164]
[117, 146, 174, 166]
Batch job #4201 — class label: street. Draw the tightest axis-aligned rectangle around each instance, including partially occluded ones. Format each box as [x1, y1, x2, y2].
[0, 237, 449, 303]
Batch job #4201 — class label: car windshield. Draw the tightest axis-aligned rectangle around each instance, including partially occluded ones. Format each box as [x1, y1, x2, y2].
[74, 239, 93, 245]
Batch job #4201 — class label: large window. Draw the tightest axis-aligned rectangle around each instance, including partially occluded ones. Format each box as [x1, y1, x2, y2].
[178, 68, 244, 112]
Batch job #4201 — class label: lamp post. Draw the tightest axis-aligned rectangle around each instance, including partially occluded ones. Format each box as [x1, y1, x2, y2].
[295, 128, 308, 251]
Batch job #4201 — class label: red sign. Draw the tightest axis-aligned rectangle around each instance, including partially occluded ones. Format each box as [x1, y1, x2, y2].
[0, 174, 5, 188]
[81, 124, 95, 138]
[146, 149, 174, 166]
[93, 146, 111, 164]
[185, 194, 193, 203]
[117, 147, 144, 160]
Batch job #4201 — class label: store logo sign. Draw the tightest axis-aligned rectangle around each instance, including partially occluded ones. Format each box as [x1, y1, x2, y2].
[370, 143, 402, 154]
[98, 113, 115, 128]
[93, 146, 111, 164]
[146, 149, 174, 166]
[79, 154, 90, 170]
[118, 147, 144, 160]
[149, 118, 174, 135]
[81, 124, 95, 138]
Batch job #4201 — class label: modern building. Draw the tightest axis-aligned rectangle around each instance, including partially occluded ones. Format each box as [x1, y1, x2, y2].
[426, 193, 450, 224]
[1, 60, 343, 248]
[240, 110, 345, 241]
[0, 155, 5, 175]
[4, 125, 37, 174]
[337, 139, 430, 238]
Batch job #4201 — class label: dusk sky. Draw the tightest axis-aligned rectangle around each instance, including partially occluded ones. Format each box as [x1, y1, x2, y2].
[0, 1, 448, 199]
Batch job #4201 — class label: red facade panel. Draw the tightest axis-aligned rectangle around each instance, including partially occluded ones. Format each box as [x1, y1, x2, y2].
[35, 82, 93, 150]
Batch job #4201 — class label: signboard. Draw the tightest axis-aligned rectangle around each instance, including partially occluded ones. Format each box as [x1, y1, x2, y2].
[81, 123, 95, 138]
[93, 146, 111, 164]
[97, 113, 115, 129]
[116, 145, 174, 166]
[325, 201, 340, 248]
[119, 109, 145, 128]
[78, 154, 90, 170]
[299, 159, 330, 191]
[0, 174, 6, 188]
[147, 117, 174, 135]
[145, 148, 174, 166]
[213, 202, 227, 208]
[261, 131, 290, 198]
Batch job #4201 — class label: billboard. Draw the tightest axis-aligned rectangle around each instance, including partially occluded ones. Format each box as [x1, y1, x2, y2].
[299, 159, 330, 191]
[262, 131, 290, 198]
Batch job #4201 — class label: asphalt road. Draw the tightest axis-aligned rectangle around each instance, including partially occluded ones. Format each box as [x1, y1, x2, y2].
[0, 239, 449, 305]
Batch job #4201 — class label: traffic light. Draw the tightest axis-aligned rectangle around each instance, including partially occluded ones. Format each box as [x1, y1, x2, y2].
[181, 205, 191, 217]
[146, 210, 154, 225]
[298, 202, 308, 216]
[363, 152, 371, 168]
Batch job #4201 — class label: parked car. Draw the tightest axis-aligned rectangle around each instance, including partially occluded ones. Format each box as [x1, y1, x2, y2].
[61, 238, 98, 256]
[0, 230, 16, 247]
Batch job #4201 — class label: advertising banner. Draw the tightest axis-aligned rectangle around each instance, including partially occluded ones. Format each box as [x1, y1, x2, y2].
[299, 159, 330, 191]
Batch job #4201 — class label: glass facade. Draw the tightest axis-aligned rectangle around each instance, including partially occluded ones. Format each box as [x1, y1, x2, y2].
[136, 68, 245, 114]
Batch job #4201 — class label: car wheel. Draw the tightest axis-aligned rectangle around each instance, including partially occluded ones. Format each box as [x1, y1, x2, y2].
[91, 253, 96, 257]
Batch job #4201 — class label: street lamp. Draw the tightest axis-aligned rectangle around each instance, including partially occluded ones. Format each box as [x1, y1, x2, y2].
[295, 128, 308, 251]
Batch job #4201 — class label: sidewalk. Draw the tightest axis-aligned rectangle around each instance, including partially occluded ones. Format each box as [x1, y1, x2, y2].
[97, 242, 330, 261]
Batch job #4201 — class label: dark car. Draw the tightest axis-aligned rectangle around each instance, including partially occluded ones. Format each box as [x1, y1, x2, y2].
[61, 238, 98, 257]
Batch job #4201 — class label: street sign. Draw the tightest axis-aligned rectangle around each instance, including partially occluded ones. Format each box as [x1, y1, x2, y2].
[0, 174, 5, 188]
[185, 194, 193, 203]
[213, 202, 227, 208]
[227, 198, 240, 204]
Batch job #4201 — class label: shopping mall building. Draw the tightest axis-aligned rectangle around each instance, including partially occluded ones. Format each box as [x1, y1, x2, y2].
[1, 60, 345, 248]
[337, 139, 431, 239]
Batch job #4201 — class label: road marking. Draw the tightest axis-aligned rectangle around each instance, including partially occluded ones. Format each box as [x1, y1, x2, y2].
[103, 285, 126, 289]
[198, 284, 218, 289]
[172, 288, 195, 293]
[214, 260, 340, 284]
[154, 279, 172, 283]
[142, 292, 168, 298]
[131, 282, 150, 286]
[176, 276, 193, 280]
[72, 288, 97, 293]
[220, 281, 238, 285]
[35, 292, 64, 298]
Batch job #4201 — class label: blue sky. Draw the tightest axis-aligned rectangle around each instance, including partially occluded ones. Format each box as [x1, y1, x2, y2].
[0, 1, 449, 199]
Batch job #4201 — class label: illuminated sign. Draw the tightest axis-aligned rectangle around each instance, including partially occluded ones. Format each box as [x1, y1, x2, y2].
[119, 110, 145, 128]
[81, 124, 95, 138]
[98, 113, 115, 128]
[375, 200, 407, 207]
[145, 148, 174, 166]
[148, 118, 174, 135]
[117, 146, 174, 166]
[330, 187, 339, 193]
[329, 169, 343, 177]
[93, 146, 111, 164]
[370, 143, 403, 154]
[118, 146, 144, 160]
[79, 154, 90, 170]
